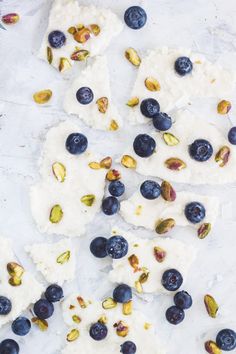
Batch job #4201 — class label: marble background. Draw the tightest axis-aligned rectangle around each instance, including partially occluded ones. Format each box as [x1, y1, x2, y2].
[0, 0, 236, 353]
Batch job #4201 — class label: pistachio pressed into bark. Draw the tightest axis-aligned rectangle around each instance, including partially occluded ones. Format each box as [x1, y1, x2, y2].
[217, 100, 231, 114]
[215, 146, 230, 167]
[198, 223, 211, 239]
[71, 49, 90, 61]
[7, 262, 24, 278]
[32, 317, 48, 331]
[153, 246, 166, 263]
[165, 158, 186, 171]
[145, 77, 161, 91]
[98, 315, 107, 324]
[89, 24, 101, 36]
[67, 329, 80, 342]
[155, 218, 175, 234]
[80, 194, 95, 207]
[33, 89, 52, 104]
[122, 301, 133, 315]
[96, 97, 109, 114]
[128, 254, 139, 272]
[135, 205, 142, 216]
[205, 341, 222, 354]
[114, 321, 129, 337]
[59, 57, 71, 72]
[102, 297, 117, 309]
[121, 155, 137, 169]
[49, 205, 63, 223]
[134, 280, 143, 293]
[52, 162, 66, 182]
[163, 133, 180, 146]
[127, 97, 139, 107]
[72, 315, 81, 324]
[109, 119, 119, 131]
[68, 26, 77, 34]
[74, 28, 91, 43]
[47, 47, 53, 64]
[77, 296, 87, 308]
[100, 156, 112, 169]
[88, 162, 101, 170]
[2, 13, 19, 24]
[161, 181, 176, 202]
[106, 169, 121, 181]
[56, 250, 71, 264]
[125, 48, 141, 67]
[204, 294, 219, 318]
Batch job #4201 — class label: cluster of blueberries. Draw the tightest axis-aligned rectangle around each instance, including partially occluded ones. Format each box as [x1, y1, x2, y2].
[102, 180, 125, 217]
[0, 285, 63, 354]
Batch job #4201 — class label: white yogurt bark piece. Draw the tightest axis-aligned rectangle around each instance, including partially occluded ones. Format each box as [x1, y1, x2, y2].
[25, 239, 76, 285]
[30, 121, 107, 237]
[128, 47, 235, 125]
[123, 109, 236, 184]
[62, 294, 165, 354]
[39, 0, 123, 71]
[120, 191, 219, 233]
[108, 228, 197, 294]
[64, 56, 122, 130]
[0, 237, 43, 328]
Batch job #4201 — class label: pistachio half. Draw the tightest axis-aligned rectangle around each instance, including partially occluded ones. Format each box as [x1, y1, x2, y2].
[125, 48, 141, 67]
[205, 341, 222, 354]
[122, 300, 132, 315]
[204, 294, 219, 318]
[96, 97, 109, 114]
[127, 97, 139, 107]
[52, 162, 66, 182]
[198, 223, 211, 239]
[59, 57, 71, 72]
[165, 158, 186, 171]
[33, 89, 52, 104]
[32, 317, 48, 331]
[217, 100, 231, 114]
[71, 49, 90, 61]
[215, 146, 230, 167]
[67, 329, 80, 342]
[163, 133, 180, 146]
[7, 262, 24, 278]
[49, 205, 63, 223]
[9, 276, 22, 287]
[47, 47, 53, 64]
[89, 162, 101, 170]
[77, 296, 87, 308]
[109, 119, 119, 131]
[102, 297, 117, 309]
[57, 250, 71, 264]
[161, 181, 176, 202]
[135, 205, 142, 216]
[89, 24, 101, 36]
[74, 28, 91, 43]
[68, 26, 77, 35]
[106, 169, 121, 181]
[114, 321, 129, 337]
[134, 280, 143, 293]
[145, 77, 161, 91]
[121, 155, 137, 169]
[155, 218, 175, 234]
[154, 246, 166, 263]
[2, 13, 19, 24]
[98, 315, 107, 324]
[128, 254, 139, 272]
[139, 271, 149, 284]
[81, 194, 95, 207]
[100, 156, 112, 169]
[72, 315, 81, 324]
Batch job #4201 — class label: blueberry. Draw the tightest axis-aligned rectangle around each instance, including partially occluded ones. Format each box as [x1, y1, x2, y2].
[11, 317, 31, 336]
[166, 306, 185, 325]
[108, 181, 125, 197]
[89, 322, 108, 341]
[120, 341, 137, 354]
[140, 180, 161, 200]
[228, 127, 236, 145]
[185, 201, 206, 224]
[174, 291, 192, 310]
[76, 87, 94, 105]
[189, 139, 213, 162]
[175, 56, 193, 76]
[106, 235, 128, 259]
[48, 30, 66, 48]
[113, 284, 132, 303]
[90, 237, 108, 258]
[0, 339, 19, 354]
[0, 296, 12, 315]
[102, 196, 120, 215]
[162, 269, 183, 291]
[216, 329, 236, 351]
[33, 299, 54, 320]
[45, 284, 63, 303]
[140, 98, 160, 118]
[153, 112, 172, 131]
[65, 133, 88, 155]
[124, 6, 147, 30]
[133, 134, 156, 158]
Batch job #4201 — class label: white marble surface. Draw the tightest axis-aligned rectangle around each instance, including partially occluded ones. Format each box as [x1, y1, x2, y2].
[0, 0, 236, 353]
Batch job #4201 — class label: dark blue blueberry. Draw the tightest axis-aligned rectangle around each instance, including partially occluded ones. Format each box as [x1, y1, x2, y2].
[166, 306, 185, 325]
[120, 341, 137, 354]
[140, 98, 160, 118]
[133, 134, 156, 158]
[0, 339, 19, 354]
[0, 296, 12, 315]
[102, 196, 120, 215]
[76, 87, 94, 105]
[90, 237, 108, 258]
[48, 30, 66, 48]
[108, 181, 125, 197]
[216, 329, 236, 351]
[189, 139, 213, 162]
[113, 284, 132, 303]
[185, 201, 206, 224]
[162, 269, 183, 291]
[11, 316, 31, 336]
[45, 284, 63, 303]
[33, 299, 54, 320]
[175, 56, 193, 76]
[65, 133, 88, 155]
[89, 322, 108, 341]
[153, 112, 172, 131]
[228, 127, 236, 145]
[174, 291, 192, 310]
[124, 6, 147, 30]
[106, 236, 128, 259]
[140, 180, 161, 200]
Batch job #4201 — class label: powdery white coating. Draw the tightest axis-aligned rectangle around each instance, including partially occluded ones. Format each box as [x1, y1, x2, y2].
[30, 121, 107, 237]
[108, 228, 197, 294]
[123, 109, 236, 184]
[61, 294, 165, 354]
[128, 47, 235, 124]
[39, 0, 123, 71]
[64, 56, 123, 130]
[25, 239, 76, 285]
[120, 191, 219, 232]
[0, 237, 43, 328]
